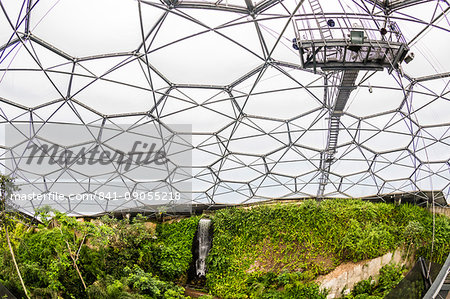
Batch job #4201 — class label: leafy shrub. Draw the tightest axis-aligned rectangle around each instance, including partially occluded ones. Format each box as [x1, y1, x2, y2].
[124, 265, 186, 298]
[346, 263, 405, 299]
[351, 278, 376, 296]
[403, 221, 425, 245]
[284, 281, 328, 299]
[339, 221, 396, 261]
[376, 263, 404, 296]
[0, 212, 197, 298]
[206, 199, 450, 298]
[153, 216, 200, 280]
[0, 199, 448, 299]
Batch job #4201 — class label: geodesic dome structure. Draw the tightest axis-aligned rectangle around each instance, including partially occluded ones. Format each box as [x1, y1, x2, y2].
[0, 0, 449, 216]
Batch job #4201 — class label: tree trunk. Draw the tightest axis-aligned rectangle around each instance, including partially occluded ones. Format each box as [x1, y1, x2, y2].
[5, 226, 30, 299]
[65, 241, 87, 289]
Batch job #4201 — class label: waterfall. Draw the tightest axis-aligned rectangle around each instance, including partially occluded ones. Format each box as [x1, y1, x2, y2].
[195, 218, 212, 277]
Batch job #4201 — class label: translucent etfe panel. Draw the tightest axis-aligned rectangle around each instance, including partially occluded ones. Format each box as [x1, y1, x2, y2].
[6, 122, 193, 214]
[414, 126, 449, 162]
[69, 59, 163, 115]
[215, 19, 265, 60]
[0, 101, 28, 124]
[180, 7, 246, 29]
[332, 144, 373, 176]
[212, 185, 252, 205]
[192, 147, 221, 169]
[214, 155, 265, 182]
[158, 89, 236, 132]
[346, 85, 404, 118]
[243, 88, 319, 120]
[395, 3, 450, 77]
[403, 25, 450, 78]
[0, 0, 26, 46]
[193, 140, 226, 168]
[147, 30, 262, 85]
[296, 171, 321, 195]
[256, 13, 297, 55]
[226, 121, 287, 155]
[0, 43, 65, 106]
[216, 0, 245, 7]
[373, 150, 417, 181]
[0, 0, 449, 212]
[415, 163, 449, 191]
[11, 39, 74, 98]
[341, 173, 381, 197]
[73, 78, 157, 115]
[252, 174, 295, 198]
[407, 85, 450, 127]
[241, 67, 323, 119]
[173, 88, 228, 106]
[357, 112, 416, 152]
[290, 110, 328, 149]
[72, 55, 169, 94]
[268, 147, 318, 177]
[30, 0, 142, 57]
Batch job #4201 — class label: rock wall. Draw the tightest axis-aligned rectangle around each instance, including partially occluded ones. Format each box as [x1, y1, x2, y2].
[429, 207, 450, 218]
[316, 250, 410, 298]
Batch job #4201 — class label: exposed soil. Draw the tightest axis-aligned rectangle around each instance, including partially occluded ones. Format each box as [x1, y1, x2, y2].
[184, 286, 220, 298]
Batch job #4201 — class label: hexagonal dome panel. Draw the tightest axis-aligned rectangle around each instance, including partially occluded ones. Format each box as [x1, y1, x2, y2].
[0, 0, 449, 216]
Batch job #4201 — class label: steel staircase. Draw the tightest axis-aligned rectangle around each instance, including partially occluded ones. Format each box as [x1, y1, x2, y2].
[317, 69, 359, 198]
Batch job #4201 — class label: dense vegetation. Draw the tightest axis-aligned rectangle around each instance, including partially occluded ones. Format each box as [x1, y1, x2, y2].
[0, 197, 448, 298]
[345, 263, 406, 299]
[206, 199, 450, 298]
[0, 210, 199, 298]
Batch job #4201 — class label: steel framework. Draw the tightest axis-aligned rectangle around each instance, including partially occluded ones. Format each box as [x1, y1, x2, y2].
[0, 0, 449, 215]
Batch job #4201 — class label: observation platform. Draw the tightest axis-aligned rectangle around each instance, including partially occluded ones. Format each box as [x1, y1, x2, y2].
[293, 13, 410, 73]
[292, 1, 412, 198]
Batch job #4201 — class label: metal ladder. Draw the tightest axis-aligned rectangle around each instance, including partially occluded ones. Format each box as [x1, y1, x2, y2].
[317, 116, 339, 198]
[309, 0, 337, 61]
[309, 0, 332, 40]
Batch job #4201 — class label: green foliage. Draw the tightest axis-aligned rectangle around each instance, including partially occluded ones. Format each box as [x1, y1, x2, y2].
[153, 216, 200, 280]
[124, 265, 187, 298]
[339, 220, 396, 261]
[206, 199, 450, 298]
[284, 281, 328, 299]
[351, 278, 376, 296]
[376, 263, 404, 295]
[34, 206, 56, 227]
[0, 212, 198, 298]
[0, 198, 448, 299]
[86, 276, 135, 299]
[345, 263, 405, 299]
[244, 271, 328, 299]
[403, 221, 425, 245]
